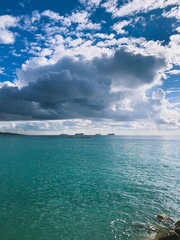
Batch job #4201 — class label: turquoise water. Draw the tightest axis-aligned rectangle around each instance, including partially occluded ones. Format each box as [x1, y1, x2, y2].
[0, 136, 179, 240]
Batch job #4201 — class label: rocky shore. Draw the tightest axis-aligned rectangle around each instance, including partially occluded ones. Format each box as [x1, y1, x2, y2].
[146, 214, 180, 240]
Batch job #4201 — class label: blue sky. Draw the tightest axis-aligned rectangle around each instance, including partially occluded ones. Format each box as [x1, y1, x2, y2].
[0, 0, 179, 134]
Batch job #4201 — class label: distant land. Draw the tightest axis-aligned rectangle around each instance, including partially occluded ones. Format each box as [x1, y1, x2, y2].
[0, 132, 25, 136]
[0, 132, 115, 137]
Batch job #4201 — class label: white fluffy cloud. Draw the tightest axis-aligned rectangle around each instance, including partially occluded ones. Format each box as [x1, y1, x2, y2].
[166, 69, 180, 75]
[152, 88, 165, 100]
[0, 15, 17, 44]
[79, 0, 102, 10]
[112, 20, 131, 34]
[151, 89, 180, 125]
[162, 6, 180, 20]
[94, 33, 115, 39]
[0, 81, 15, 88]
[41, 10, 63, 21]
[70, 10, 89, 23]
[103, 0, 179, 17]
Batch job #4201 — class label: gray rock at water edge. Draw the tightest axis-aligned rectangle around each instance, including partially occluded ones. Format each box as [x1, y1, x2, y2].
[155, 229, 180, 240]
[175, 229, 180, 237]
[157, 214, 174, 223]
[175, 221, 180, 228]
[155, 229, 169, 239]
[175, 220, 180, 237]
[154, 217, 180, 240]
[156, 232, 180, 240]
[175, 220, 180, 230]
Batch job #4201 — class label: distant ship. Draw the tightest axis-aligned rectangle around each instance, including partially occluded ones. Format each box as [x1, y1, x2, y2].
[108, 133, 115, 136]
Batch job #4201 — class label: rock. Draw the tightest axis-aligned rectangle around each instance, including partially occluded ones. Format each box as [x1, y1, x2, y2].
[147, 215, 180, 240]
[157, 214, 174, 223]
[157, 214, 175, 230]
[155, 231, 180, 240]
[175, 229, 180, 237]
[175, 220, 180, 237]
[158, 233, 180, 240]
[155, 229, 169, 239]
[175, 221, 180, 229]
[149, 225, 158, 232]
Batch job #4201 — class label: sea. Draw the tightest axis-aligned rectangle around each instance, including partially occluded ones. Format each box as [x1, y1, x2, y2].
[0, 135, 179, 240]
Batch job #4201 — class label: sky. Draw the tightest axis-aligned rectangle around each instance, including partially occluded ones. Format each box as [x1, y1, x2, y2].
[0, 0, 179, 135]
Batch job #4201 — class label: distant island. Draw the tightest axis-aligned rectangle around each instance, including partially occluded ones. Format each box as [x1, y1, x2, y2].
[0, 132, 25, 136]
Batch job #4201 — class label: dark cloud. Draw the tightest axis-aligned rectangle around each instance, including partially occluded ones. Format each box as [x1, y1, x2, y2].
[0, 49, 166, 121]
[94, 50, 165, 88]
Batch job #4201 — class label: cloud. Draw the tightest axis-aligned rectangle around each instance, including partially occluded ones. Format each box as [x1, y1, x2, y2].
[18, 11, 42, 32]
[162, 6, 180, 20]
[176, 26, 180, 32]
[79, 0, 102, 10]
[0, 119, 93, 134]
[0, 117, 179, 135]
[103, 0, 179, 18]
[152, 88, 165, 100]
[41, 10, 63, 21]
[0, 67, 5, 74]
[151, 88, 180, 125]
[0, 49, 168, 122]
[112, 20, 131, 34]
[102, 0, 117, 16]
[68, 10, 101, 31]
[166, 69, 180, 75]
[0, 15, 17, 44]
[13, 8, 178, 75]
[0, 2, 179, 134]
[16, 48, 167, 88]
[77, 22, 101, 31]
[0, 15, 17, 30]
[0, 81, 15, 88]
[21, 9, 101, 38]
[70, 10, 89, 23]
[166, 88, 180, 94]
[94, 33, 115, 39]
[41, 9, 100, 31]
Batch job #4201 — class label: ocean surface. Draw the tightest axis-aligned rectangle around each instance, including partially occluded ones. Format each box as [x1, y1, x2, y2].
[0, 135, 179, 240]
